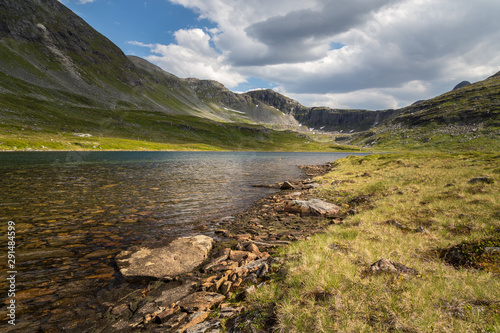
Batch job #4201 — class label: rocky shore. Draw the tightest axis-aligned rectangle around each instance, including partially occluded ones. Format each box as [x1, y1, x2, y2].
[94, 163, 341, 332]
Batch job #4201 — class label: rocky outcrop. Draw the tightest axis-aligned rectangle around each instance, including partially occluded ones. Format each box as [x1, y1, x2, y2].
[115, 235, 214, 282]
[245, 89, 309, 116]
[106, 241, 276, 332]
[246, 89, 398, 132]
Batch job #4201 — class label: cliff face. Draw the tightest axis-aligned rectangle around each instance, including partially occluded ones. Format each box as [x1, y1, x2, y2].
[245, 89, 309, 116]
[245, 90, 398, 132]
[294, 107, 398, 132]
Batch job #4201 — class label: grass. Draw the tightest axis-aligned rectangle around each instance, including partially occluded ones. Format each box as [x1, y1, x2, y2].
[0, 95, 361, 152]
[0, 125, 359, 152]
[248, 152, 500, 332]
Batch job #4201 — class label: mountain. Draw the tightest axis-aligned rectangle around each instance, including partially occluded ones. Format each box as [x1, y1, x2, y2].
[0, 0, 498, 152]
[245, 73, 499, 150]
[346, 71, 500, 150]
[0, 0, 321, 151]
[246, 89, 398, 132]
[0, 0, 300, 126]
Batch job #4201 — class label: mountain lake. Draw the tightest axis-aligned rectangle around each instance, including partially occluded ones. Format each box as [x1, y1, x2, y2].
[0, 151, 366, 331]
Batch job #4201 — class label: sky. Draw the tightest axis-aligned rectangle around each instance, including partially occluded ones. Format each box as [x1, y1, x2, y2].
[59, 0, 500, 110]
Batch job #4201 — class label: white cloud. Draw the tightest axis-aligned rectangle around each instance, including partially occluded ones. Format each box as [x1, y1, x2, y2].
[133, 0, 500, 110]
[129, 28, 245, 87]
[281, 80, 433, 110]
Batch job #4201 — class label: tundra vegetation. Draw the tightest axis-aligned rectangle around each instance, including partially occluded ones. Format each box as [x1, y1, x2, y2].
[244, 152, 499, 332]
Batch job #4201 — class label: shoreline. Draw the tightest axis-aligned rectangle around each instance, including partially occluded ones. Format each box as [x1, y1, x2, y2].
[0, 148, 366, 153]
[88, 163, 338, 332]
[92, 152, 500, 332]
[1, 155, 346, 333]
[6, 151, 499, 332]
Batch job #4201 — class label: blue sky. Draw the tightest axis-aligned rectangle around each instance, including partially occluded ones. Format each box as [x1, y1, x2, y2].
[60, 0, 500, 110]
[60, 1, 215, 57]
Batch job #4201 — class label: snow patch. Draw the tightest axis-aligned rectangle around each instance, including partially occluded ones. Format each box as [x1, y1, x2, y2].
[223, 107, 246, 114]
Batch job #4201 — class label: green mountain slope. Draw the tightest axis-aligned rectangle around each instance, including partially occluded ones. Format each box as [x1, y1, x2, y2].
[346, 72, 500, 151]
[0, 0, 498, 152]
[0, 0, 329, 151]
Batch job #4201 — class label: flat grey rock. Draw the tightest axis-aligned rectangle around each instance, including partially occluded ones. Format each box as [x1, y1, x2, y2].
[116, 235, 213, 282]
[285, 198, 341, 216]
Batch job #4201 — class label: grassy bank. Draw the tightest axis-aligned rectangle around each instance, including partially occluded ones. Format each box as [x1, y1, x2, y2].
[248, 152, 499, 332]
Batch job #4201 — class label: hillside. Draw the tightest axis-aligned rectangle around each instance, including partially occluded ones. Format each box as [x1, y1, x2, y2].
[0, 0, 310, 151]
[346, 71, 500, 151]
[0, 0, 499, 152]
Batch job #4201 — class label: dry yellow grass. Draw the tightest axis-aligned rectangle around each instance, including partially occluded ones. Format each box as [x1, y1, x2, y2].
[249, 152, 500, 332]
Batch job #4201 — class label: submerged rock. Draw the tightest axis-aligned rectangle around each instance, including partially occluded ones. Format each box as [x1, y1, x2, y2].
[115, 235, 213, 282]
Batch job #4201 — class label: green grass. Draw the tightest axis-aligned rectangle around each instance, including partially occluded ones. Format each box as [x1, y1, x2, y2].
[358, 127, 500, 152]
[0, 96, 359, 152]
[249, 152, 500, 332]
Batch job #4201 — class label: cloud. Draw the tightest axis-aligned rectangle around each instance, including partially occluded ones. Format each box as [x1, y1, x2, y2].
[281, 80, 433, 110]
[134, 0, 500, 109]
[242, 0, 399, 65]
[129, 28, 245, 87]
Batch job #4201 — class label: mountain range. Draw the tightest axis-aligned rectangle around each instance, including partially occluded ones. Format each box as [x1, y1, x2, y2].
[1, 0, 499, 151]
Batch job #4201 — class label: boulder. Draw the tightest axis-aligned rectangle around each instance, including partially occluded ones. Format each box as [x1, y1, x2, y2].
[115, 235, 213, 282]
[154, 281, 198, 308]
[280, 181, 295, 190]
[285, 199, 340, 216]
[185, 319, 221, 333]
[369, 258, 419, 275]
[220, 281, 232, 295]
[229, 250, 253, 261]
[369, 258, 398, 273]
[245, 243, 260, 254]
[237, 258, 269, 274]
